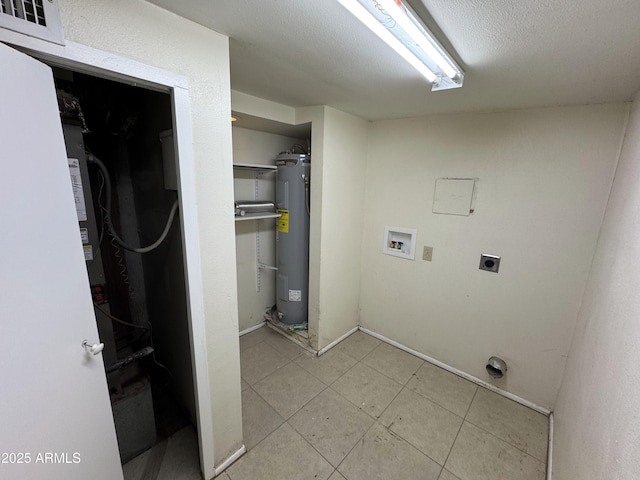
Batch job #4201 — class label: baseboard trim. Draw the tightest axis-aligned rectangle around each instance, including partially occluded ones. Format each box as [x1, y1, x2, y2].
[239, 322, 266, 337]
[214, 444, 246, 477]
[317, 326, 359, 356]
[547, 412, 554, 479]
[358, 326, 551, 416]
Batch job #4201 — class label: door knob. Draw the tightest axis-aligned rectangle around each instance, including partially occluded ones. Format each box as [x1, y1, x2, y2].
[82, 339, 104, 355]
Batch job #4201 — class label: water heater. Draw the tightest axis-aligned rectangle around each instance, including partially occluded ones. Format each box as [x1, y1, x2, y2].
[276, 152, 311, 326]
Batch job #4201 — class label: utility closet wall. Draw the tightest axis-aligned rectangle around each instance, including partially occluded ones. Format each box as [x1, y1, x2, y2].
[233, 127, 306, 332]
[308, 107, 368, 349]
[553, 96, 639, 479]
[231, 95, 369, 351]
[359, 104, 628, 408]
[58, 0, 242, 470]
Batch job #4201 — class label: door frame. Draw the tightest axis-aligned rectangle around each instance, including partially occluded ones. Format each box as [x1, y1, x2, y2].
[0, 31, 216, 478]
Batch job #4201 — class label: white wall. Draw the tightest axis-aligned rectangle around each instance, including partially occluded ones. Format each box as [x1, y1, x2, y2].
[553, 97, 639, 479]
[311, 107, 369, 349]
[56, 0, 242, 473]
[360, 104, 628, 408]
[233, 127, 306, 331]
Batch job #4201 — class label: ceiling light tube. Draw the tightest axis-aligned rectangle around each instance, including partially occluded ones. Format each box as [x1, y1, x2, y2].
[335, 0, 437, 82]
[376, 0, 458, 79]
[335, 0, 463, 90]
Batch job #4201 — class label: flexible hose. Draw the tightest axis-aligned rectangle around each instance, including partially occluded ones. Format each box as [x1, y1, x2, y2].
[87, 153, 179, 253]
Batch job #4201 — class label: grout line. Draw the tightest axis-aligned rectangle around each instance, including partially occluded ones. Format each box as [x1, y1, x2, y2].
[358, 326, 551, 416]
[242, 386, 285, 453]
[317, 326, 359, 356]
[463, 383, 549, 465]
[462, 385, 479, 420]
[359, 345, 423, 387]
[284, 416, 339, 473]
[332, 416, 379, 474]
[441, 388, 478, 470]
[462, 415, 549, 464]
[403, 371, 474, 419]
[372, 384, 452, 468]
[241, 343, 293, 386]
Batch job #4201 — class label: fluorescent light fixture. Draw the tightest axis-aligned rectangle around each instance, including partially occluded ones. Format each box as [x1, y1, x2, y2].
[335, 0, 464, 90]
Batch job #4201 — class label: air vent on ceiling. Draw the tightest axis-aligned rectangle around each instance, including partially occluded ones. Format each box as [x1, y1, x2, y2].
[0, 0, 64, 45]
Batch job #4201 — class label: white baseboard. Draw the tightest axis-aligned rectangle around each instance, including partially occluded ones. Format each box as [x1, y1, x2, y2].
[214, 444, 246, 477]
[317, 326, 359, 356]
[239, 322, 266, 336]
[547, 412, 554, 479]
[358, 326, 551, 416]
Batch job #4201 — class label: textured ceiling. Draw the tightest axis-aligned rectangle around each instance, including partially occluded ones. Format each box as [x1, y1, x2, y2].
[147, 0, 640, 120]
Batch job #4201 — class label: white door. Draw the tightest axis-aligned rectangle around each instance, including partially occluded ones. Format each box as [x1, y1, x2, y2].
[0, 43, 123, 479]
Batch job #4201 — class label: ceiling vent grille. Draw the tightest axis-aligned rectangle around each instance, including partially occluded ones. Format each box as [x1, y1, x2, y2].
[0, 0, 64, 45]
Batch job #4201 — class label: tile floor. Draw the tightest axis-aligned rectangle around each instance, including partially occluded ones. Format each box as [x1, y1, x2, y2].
[124, 327, 549, 480]
[123, 425, 201, 480]
[228, 327, 549, 480]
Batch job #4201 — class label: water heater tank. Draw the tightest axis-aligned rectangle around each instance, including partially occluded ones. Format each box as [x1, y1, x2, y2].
[275, 153, 311, 326]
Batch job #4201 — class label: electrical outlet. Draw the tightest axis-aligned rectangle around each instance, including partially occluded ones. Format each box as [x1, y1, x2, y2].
[479, 254, 500, 273]
[423, 246, 433, 261]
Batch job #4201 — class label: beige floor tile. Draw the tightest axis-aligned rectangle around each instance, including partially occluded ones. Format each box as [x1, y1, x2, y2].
[240, 341, 289, 385]
[378, 388, 463, 465]
[288, 388, 375, 467]
[361, 342, 424, 384]
[253, 362, 326, 419]
[122, 442, 156, 480]
[239, 326, 272, 351]
[337, 423, 441, 480]
[227, 423, 334, 480]
[465, 388, 548, 462]
[156, 426, 202, 480]
[331, 362, 403, 418]
[241, 387, 284, 450]
[332, 331, 381, 360]
[406, 362, 477, 417]
[328, 472, 347, 480]
[295, 348, 358, 384]
[264, 331, 305, 360]
[445, 422, 546, 480]
[438, 470, 460, 480]
[123, 428, 200, 480]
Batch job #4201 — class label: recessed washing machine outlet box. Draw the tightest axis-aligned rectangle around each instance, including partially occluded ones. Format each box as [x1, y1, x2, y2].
[479, 254, 501, 273]
[383, 226, 417, 260]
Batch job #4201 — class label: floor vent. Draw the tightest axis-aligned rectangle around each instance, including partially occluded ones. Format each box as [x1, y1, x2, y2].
[0, 0, 64, 45]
